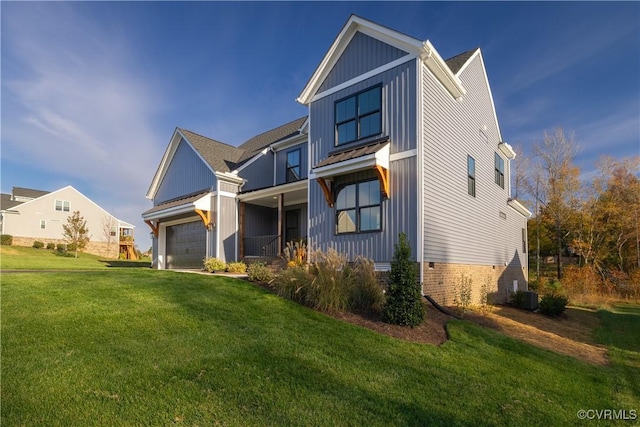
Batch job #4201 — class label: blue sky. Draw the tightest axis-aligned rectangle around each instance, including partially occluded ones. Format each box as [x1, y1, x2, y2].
[2, 1, 639, 251]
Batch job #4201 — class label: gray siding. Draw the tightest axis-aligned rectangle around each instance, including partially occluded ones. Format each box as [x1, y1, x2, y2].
[422, 54, 523, 267]
[244, 204, 277, 237]
[240, 152, 274, 192]
[275, 143, 308, 185]
[318, 31, 408, 93]
[310, 62, 416, 169]
[308, 157, 417, 262]
[155, 138, 216, 204]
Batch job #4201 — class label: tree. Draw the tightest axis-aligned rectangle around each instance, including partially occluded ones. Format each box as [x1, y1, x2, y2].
[532, 127, 581, 279]
[62, 211, 90, 258]
[382, 233, 424, 327]
[102, 214, 118, 257]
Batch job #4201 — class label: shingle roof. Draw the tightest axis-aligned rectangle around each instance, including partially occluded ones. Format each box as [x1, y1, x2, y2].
[178, 116, 307, 173]
[177, 129, 244, 173]
[142, 189, 211, 216]
[236, 116, 307, 164]
[12, 187, 50, 199]
[445, 48, 478, 74]
[0, 193, 22, 210]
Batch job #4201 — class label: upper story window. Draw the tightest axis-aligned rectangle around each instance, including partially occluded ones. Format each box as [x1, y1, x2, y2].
[335, 86, 382, 146]
[495, 152, 505, 188]
[286, 149, 301, 182]
[467, 156, 476, 197]
[336, 179, 382, 234]
[55, 200, 70, 212]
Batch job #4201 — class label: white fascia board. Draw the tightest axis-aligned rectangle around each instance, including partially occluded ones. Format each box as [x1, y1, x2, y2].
[146, 129, 182, 200]
[194, 193, 214, 211]
[313, 154, 377, 178]
[214, 171, 244, 185]
[232, 148, 270, 174]
[310, 54, 415, 104]
[464, 49, 504, 143]
[237, 179, 308, 203]
[421, 40, 466, 99]
[498, 141, 516, 160]
[507, 199, 532, 219]
[270, 134, 308, 152]
[374, 143, 390, 169]
[142, 204, 196, 221]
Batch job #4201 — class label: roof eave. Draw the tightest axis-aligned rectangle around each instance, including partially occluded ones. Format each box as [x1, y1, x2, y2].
[421, 40, 466, 99]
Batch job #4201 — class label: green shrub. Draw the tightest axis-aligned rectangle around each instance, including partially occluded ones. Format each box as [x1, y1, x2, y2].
[32, 241, 45, 249]
[227, 261, 247, 274]
[382, 233, 424, 327]
[1, 234, 13, 245]
[46, 242, 56, 250]
[204, 257, 226, 273]
[67, 243, 77, 252]
[56, 243, 66, 252]
[349, 257, 384, 313]
[454, 274, 473, 313]
[538, 293, 569, 317]
[247, 262, 274, 283]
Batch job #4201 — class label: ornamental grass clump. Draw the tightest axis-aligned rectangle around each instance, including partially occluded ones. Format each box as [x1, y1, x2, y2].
[382, 233, 424, 327]
[203, 257, 226, 273]
[226, 262, 247, 274]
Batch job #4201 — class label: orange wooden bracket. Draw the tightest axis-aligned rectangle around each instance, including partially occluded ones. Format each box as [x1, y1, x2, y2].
[316, 177, 334, 207]
[144, 220, 159, 238]
[373, 165, 390, 199]
[195, 209, 213, 230]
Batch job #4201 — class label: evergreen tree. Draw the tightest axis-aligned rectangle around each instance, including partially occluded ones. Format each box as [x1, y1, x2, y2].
[382, 233, 424, 327]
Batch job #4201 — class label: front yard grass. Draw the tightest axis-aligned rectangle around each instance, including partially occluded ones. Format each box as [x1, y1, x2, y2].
[0, 246, 149, 270]
[1, 270, 638, 426]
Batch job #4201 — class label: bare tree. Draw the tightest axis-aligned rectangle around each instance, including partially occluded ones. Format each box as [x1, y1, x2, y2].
[102, 215, 118, 256]
[532, 127, 581, 279]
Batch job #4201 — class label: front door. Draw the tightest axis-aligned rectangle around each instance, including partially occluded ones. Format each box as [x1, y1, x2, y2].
[285, 209, 300, 243]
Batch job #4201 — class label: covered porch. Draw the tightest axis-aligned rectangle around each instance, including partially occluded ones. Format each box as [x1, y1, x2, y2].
[237, 180, 308, 260]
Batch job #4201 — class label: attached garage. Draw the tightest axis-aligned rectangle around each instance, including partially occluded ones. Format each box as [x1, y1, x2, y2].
[166, 220, 206, 269]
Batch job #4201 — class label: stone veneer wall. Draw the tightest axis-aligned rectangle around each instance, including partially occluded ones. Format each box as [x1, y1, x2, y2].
[10, 236, 119, 259]
[422, 262, 528, 306]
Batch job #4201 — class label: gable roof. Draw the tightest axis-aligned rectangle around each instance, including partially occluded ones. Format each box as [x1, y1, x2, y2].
[445, 48, 479, 75]
[177, 128, 244, 173]
[297, 14, 467, 104]
[236, 116, 307, 164]
[0, 193, 22, 210]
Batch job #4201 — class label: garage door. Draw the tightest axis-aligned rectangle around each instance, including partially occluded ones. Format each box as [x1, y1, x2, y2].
[166, 221, 206, 269]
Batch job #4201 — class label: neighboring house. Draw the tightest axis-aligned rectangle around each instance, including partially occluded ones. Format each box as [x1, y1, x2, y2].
[1, 185, 137, 259]
[143, 15, 531, 304]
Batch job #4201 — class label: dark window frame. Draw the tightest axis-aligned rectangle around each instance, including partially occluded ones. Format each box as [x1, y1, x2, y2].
[335, 85, 382, 146]
[467, 155, 476, 197]
[495, 152, 505, 188]
[335, 178, 383, 235]
[286, 148, 301, 183]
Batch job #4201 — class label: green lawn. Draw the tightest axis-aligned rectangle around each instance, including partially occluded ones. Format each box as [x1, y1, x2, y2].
[1, 270, 638, 426]
[0, 246, 150, 270]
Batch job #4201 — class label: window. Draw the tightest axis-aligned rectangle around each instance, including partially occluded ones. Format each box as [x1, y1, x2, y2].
[335, 86, 382, 145]
[522, 228, 527, 253]
[40, 220, 46, 229]
[495, 152, 504, 188]
[467, 156, 476, 197]
[55, 200, 70, 212]
[336, 179, 382, 234]
[286, 149, 301, 182]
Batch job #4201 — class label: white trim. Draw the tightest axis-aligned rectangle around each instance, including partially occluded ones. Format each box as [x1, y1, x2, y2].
[470, 50, 504, 145]
[309, 54, 416, 103]
[214, 171, 244, 185]
[270, 133, 307, 152]
[416, 57, 425, 285]
[232, 147, 270, 174]
[498, 141, 516, 160]
[312, 143, 389, 178]
[237, 179, 308, 203]
[389, 148, 417, 162]
[215, 180, 221, 258]
[374, 262, 391, 272]
[421, 41, 466, 99]
[507, 199, 532, 219]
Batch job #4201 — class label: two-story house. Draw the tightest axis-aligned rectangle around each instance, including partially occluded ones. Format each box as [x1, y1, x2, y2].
[1, 185, 137, 259]
[143, 15, 531, 304]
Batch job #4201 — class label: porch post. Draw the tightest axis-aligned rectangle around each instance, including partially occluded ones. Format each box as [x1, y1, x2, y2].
[277, 193, 284, 254]
[239, 201, 245, 260]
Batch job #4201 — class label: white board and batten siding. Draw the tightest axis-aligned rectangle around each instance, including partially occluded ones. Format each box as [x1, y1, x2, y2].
[422, 52, 526, 269]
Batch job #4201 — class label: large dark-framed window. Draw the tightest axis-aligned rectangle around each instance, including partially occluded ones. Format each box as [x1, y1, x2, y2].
[467, 155, 476, 197]
[495, 152, 505, 188]
[286, 149, 301, 182]
[335, 179, 382, 234]
[335, 85, 382, 146]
